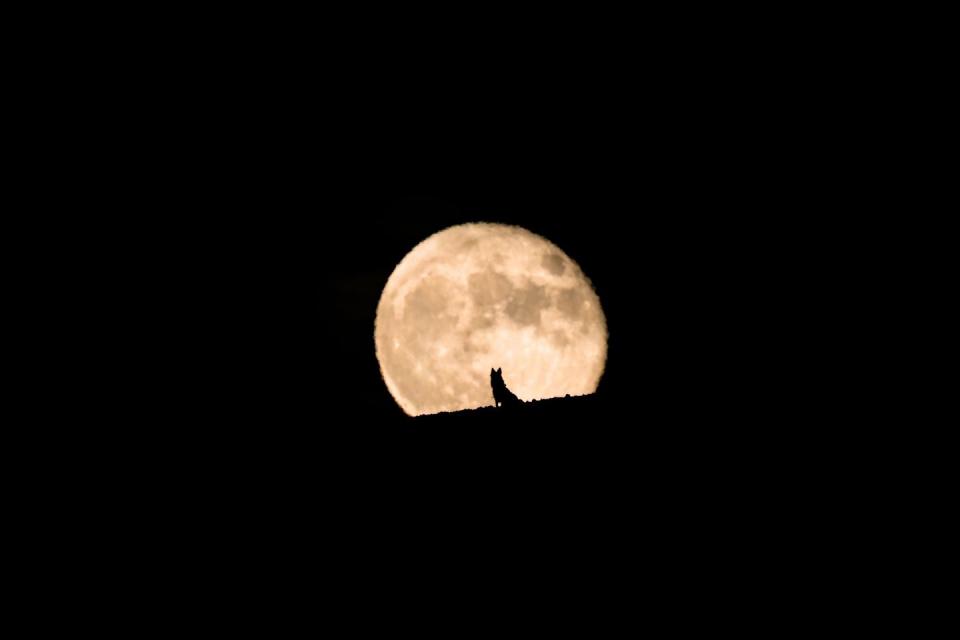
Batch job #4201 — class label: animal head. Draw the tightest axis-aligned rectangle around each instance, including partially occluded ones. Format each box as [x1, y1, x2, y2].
[490, 367, 502, 380]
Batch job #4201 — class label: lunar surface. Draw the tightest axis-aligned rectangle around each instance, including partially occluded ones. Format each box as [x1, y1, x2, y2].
[374, 223, 607, 416]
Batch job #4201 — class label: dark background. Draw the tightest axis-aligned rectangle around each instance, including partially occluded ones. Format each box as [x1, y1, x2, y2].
[147, 142, 850, 574]
[119, 80, 854, 553]
[190, 144, 827, 471]
[52, 19, 892, 611]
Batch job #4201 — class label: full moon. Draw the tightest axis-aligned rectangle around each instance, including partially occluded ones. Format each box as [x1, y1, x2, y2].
[375, 223, 607, 416]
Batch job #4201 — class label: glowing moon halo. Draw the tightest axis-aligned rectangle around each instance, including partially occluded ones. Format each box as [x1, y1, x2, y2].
[375, 223, 607, 416]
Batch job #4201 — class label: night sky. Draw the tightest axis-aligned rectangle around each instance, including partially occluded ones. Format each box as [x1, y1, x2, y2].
[80, 27, 862, 599]
[313, 184, 786, 425]
[217, 145, 812, 435]
[156, 112, 833, 509]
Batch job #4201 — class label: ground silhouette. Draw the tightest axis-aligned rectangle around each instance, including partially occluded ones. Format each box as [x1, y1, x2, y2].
[400, 392, 600, 440]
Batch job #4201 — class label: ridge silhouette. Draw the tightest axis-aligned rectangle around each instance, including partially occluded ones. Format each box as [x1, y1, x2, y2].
[490, 367, 523, 408]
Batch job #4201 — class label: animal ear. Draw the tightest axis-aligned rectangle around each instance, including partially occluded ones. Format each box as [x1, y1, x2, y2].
[497, 368, 502, 373]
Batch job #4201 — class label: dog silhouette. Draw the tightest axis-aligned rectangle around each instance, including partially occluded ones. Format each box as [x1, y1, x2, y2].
[490, 367, 523, 408]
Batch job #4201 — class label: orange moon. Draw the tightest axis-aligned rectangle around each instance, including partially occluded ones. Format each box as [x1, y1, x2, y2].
[375, 223, 607, 416]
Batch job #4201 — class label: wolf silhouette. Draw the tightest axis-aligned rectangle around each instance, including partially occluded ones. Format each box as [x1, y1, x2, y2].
[490, 367, 523, 408]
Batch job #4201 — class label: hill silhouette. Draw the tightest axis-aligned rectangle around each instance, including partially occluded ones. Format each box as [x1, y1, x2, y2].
[400, 393, 599, 434]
